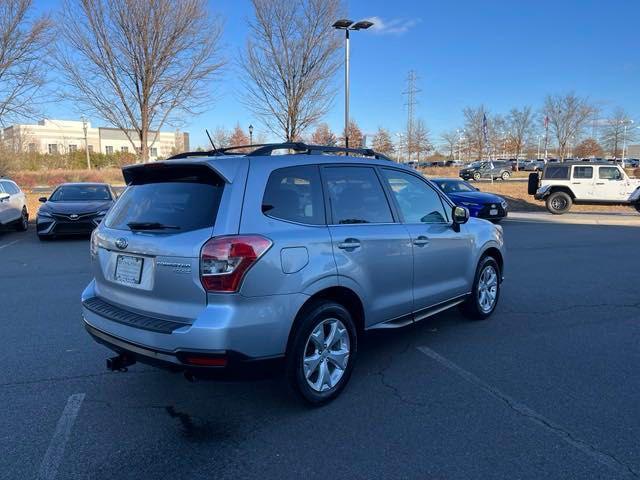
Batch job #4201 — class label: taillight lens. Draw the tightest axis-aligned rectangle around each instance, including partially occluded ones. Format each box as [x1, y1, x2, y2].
[200, 235, 272, 292]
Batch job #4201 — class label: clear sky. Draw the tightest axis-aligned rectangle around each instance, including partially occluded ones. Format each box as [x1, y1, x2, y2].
[36, 0, 640, 149]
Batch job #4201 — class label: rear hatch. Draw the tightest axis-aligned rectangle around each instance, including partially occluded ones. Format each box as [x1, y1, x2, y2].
[91, 162, 236, 324]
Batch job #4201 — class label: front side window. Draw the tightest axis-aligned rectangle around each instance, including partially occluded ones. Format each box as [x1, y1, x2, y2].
[382, 169, 448, 224]
[599, 167, 622, 180]
[323, 167, 393, 224]
[262, 165, 325, 225]
[573, 166, 593, 179]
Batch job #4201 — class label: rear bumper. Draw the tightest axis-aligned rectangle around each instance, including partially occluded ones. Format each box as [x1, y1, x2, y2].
[81, 280, 308, 370]
[85, 320, 284, 379]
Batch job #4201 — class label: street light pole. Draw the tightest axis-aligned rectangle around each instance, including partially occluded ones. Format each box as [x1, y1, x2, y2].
[249, 124, 254, 146]
[537, 135, 541, 159]
[621, 120, 633, 169]
[333, 19, 374, 150]
[82, 116, 91, 170]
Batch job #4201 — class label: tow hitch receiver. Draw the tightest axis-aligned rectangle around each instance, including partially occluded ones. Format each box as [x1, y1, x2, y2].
[106, 354, 136, 372]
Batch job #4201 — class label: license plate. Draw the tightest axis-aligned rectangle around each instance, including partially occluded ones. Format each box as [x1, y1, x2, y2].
[115, 255, 144, 285]
[490, 209, 498, 216]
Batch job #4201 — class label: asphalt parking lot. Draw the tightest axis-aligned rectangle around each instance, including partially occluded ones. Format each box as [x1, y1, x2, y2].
[1, 220, 639, 479]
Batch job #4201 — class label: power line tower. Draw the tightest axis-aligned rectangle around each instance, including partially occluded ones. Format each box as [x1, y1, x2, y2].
[402, 70, 421, 162]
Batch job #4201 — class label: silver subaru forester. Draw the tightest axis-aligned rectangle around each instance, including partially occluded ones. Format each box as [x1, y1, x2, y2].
[82, 143, 505, 405]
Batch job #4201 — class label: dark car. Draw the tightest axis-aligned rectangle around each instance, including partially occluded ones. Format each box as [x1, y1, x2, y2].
[37, 183, 116, 240]
[431, 177, 508, 222]
[523, 160, 545, 171]
[459, 161, 512, 181]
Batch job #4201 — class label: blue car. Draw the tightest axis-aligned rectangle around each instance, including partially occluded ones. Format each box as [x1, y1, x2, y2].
[431, 178, 508, 223]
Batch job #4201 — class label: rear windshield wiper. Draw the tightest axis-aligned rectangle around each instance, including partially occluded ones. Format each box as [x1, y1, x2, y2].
[127, 222, 181, 231]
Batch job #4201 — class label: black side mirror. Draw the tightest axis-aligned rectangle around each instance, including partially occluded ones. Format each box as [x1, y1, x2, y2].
[452, 206, 469, 232]
[39, 196, 47, 203]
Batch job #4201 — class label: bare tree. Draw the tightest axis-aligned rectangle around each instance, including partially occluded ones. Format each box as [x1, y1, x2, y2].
[600, 107, 636, 158]
[371, 127, 394, 157]
[55, 0, 224, 162]
[412, 119, 431, 161]
[440, 130, 459, 160]
[542, 93, 594, 160]
[0, 0, 51, 126]
[463, 105, 490, 160]
[506, 106, 534, 169]
[240, 0, 342, 142]
[310, 122, 337, 146]
[210, 126, 230, 149]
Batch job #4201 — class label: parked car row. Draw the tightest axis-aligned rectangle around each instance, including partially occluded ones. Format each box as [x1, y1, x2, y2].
[0, 179, 116, 239]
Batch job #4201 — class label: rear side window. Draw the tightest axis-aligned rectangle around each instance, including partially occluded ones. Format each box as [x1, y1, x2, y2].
[105, 182, 223, 232]
[262, 165, 325, 225]
[573, 166, 593, 179]
[543, 165, 570, 179]
[323, 166, 393, 224]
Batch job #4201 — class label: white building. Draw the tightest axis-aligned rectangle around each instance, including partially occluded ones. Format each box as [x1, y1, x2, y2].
[1, 119, 189, 160]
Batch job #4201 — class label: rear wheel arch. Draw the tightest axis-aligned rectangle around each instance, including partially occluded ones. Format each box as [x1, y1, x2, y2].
[286, 287, 365, 355]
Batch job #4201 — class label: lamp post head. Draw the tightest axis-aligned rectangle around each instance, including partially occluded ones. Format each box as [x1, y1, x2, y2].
[352, 20, 374, 30]
[249, 124, 254, 135]
[332, 19, 353, 29]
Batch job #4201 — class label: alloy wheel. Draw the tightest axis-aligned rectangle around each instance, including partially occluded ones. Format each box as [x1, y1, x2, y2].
[477, 265, 498, 313]
[303, 318, 350, 392]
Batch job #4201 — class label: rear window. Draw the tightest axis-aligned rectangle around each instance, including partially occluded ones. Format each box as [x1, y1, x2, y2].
[105, 182, 223, 232]
[543, 165, 570, 179]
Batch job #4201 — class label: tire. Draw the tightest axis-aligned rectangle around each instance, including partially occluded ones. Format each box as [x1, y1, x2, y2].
[460, 256, 501, 320]
[501, 171, 511, 181]
[286, 301, 357, 406]
[15, 208, 28, 231]
[472, 172, 481, 181]
[545, 191, 572, 215]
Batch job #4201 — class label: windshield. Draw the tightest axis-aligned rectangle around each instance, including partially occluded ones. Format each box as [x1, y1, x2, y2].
[434, 180, 476, 194]
[49, 185, 112, 202]
[105, 182, 223, 232]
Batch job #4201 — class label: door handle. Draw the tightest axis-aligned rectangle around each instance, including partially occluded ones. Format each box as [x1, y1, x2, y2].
[337, 238, 361, 250]
[413, 236, 430, 246]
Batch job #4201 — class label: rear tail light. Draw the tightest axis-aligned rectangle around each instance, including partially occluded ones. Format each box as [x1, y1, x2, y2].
[200, 235, 272, 292]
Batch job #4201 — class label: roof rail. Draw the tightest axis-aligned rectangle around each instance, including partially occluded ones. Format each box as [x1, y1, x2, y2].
[247, 142, 393, 161]
[167, 142, 393, 162]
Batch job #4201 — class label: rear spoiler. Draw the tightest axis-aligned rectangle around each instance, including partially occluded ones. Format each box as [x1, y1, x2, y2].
[122, 160, 235, 185]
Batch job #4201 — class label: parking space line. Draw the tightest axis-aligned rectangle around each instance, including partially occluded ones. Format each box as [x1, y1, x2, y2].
[417, 347, 638, 479]
[0, 239, 20, 250]
[37, 393, 86, 480]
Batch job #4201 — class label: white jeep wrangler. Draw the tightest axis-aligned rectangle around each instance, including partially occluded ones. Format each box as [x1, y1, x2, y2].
[529, 162, 640, 214]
